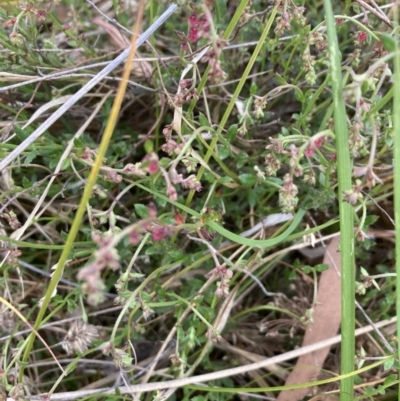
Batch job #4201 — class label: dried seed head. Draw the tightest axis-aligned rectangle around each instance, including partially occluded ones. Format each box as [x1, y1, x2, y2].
[62, 320, 99, 355]
[0, 304, 16, 333]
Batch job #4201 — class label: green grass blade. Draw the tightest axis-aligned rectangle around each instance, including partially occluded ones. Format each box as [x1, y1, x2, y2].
[323, 0, 356, 399]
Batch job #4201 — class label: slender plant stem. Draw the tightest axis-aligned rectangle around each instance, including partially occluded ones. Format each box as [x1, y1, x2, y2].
[324, 0, 355, 399]
[393, 4, 400, 401]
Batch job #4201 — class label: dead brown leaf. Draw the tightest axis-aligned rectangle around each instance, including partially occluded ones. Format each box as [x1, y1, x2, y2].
[276, 235, 341, 401]
[93, 17, 130, 50]
[92, 18, 152, 78]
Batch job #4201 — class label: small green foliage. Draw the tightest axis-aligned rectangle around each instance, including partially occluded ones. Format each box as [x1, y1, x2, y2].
[314, 263, 329, 272]
[238, 173, 256, 187]
[134, 204, 149, 218]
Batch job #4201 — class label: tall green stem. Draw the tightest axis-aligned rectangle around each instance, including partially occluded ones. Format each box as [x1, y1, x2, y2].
[393, 5, 400, 401]
[324, 1, 355, 399]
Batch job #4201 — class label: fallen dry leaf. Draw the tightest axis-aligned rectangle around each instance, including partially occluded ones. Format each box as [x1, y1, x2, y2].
[276, 235, 341, 401]
[93, 17, 130, 50]
[92, 17, 152, 78]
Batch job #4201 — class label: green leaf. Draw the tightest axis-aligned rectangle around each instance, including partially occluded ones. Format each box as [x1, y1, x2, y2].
[145, 246, 157, 255]
[74, 138, 84, 149]
[67, 40, 79, 48]
[14, 125, 30, 140]
[301, 187, 335, 210]
[215, 0, 227, 23]
[217, 144, 230, 160]
[61, 158, 70, 171]
[144, 140, 153, 153]
[198, 112, 210, 127]
[168, 250, 184, 261]
[134, 204, 149, 218]
[294, 87, 304, 102]
[227, 124, 238, 143]
[49, 157, 60, 170]
[250, 82, 258, 95]
[236, 151, 249, 169]
[301, 265, 312, 273]
[318, 172, 326, 186]
[376, 33, 396, 53]
[364, 214, 378, 227]
[24, 150, 37, 164]
[218, 176, 233, 184]
[314, 263, 329, 272]
[275, 74, 287, 85]
[238, 173, 256, 187]
[22, 176, 31, 189]
[248, 189, 256, 207]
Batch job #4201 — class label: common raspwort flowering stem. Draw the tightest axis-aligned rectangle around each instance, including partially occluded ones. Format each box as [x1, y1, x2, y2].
[18, 3, 179, 383]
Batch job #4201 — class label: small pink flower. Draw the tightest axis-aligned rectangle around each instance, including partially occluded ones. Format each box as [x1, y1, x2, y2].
[179, 78, 193, 88]
[123, 163, 146, 177]
[148, 160, 159, 174]
[162, 124, 173, 139]
[103, 170, 122, 183]
[188, 13, 198, 25]
[304, 146, 315, 157]
[148, 203, 157, 218]
[174, 212, 185, 225]
[81, 147, 95, 161]
[161, 139, 178, 156]
[360, 98, 370, 112]
[357, 31, 367, 43]
[34, 9, 47, 21]
[5, 17, 16, 26]
[142, 153, 159, 174]
[181, 41, 189, 52]
[198, 15, 210, 32]
[129, 230, 141, 245]
[207, 266, 233, 279]
[215, 279, 229, 297]
[169, 168, 183, 184]
[91, 231, 112, 247]
[188, 26, 199, 42]
[181, 175, 202, 191]
[152, 226, 172, 242]
[314, 136, 325, 148]
[167, 185, 178, 201]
